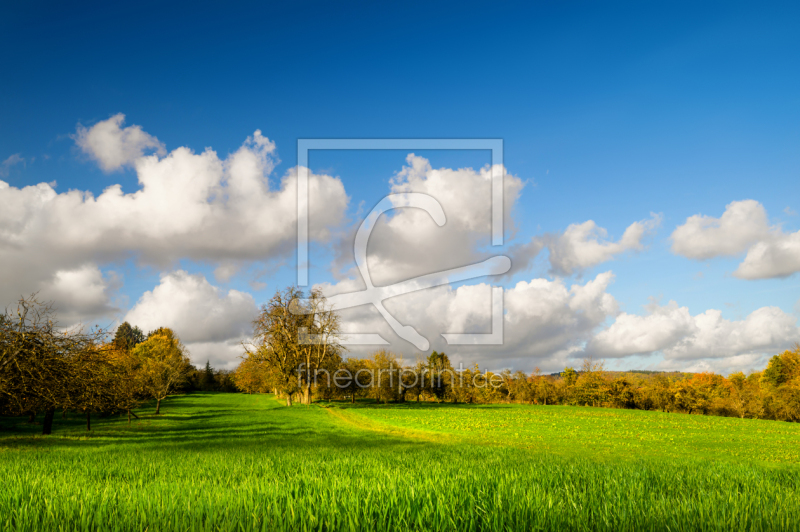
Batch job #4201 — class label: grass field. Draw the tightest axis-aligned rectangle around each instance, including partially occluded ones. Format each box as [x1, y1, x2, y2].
[1, 393, 799, 531]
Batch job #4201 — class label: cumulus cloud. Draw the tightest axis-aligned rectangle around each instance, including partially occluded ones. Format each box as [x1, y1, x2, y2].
[586, 299, 800, 372]
[0, 124, 348, 308]
[671, 200, 800, 279]
[332, 154, 524, 286]
[124, 271, 258, 368]
[74, 114, 166, 172]
[671, 200, 770, 259]
[511, 214, 661, 277]
[21, 263, 121, 327]
[0, 154, 25, 177]
[318, 271, 618, 371]
[734, 231, 800, 279]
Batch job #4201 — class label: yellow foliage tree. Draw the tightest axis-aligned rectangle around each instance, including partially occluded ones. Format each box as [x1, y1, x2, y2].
[132, 328, 191, 414]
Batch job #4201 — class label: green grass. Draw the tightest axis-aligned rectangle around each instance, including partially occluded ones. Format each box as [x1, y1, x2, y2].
[1, 394, 799, 531]
[327, 400, 800, 464]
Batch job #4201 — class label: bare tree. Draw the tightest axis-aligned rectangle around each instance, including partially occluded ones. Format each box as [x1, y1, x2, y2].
[0, 295, 105, 434]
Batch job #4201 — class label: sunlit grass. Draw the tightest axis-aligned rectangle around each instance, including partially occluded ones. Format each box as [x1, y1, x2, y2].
[329, 400, 800, 464]
[1, 393, 799, 531]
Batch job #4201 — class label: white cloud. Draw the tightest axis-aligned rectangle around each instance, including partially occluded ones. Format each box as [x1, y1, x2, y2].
[183, 340, 248, 370]
[124, 271, 257, 368]
[74, 114, 166, 172]
[670, 200, 769, 259]
[332, 154, 524, 286]
[125, 270, 257, 343]
[0, 124, 348, 309]
[677, 354, 768, 376]
[587, 300, 799, 371]
[785, 206, 798, 216]
[511, 214, 661, 277]
[671, 200, 800, 279]
[586, 301, 698, 358]
[36, 264, 120, 326]
[318, 271, 618, 372]
[0, 154, 24, 177]
[541, 215, 661, 276]
[734, 230, 800, 279]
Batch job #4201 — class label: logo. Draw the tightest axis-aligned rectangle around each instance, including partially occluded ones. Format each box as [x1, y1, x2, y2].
[297, 139, 507, 350]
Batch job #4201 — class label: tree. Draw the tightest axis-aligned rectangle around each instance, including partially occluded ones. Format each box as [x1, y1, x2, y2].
[575, 357, 607, 407]
[202, 360, 217, 390]
[0, 295, 104, 434]
[132, 328, 191, 414]
[247, 287, 343, 406]
[291, 288, 344, 405]
[247, 287, 303, 406]
[335, 357, 370, 403]
[66, 344, 119, 430]
[366, 350, 403, 403]
[426, 351, 453, 402]
[107, 345, 147, 424]
[112, 322, 144, 351]
[233, 355, 270, 394]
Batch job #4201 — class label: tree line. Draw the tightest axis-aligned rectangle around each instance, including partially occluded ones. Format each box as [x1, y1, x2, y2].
[0, 295, 198, 434]
[234, 286, 800, 423]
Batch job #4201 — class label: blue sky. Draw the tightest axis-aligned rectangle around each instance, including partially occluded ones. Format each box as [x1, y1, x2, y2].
[1, 1, 799, 372]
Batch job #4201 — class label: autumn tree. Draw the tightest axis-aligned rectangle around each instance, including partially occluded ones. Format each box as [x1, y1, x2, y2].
[106, 345, 148, 424]
[247, 287, 343, 406]
[334, 357, 371, 403]
[367, 350, 403, 403]
[0, 295, 105, 434]
[291, 288, 344, 405]
[132, 328, 191, 414]
[233, 354, 272, 394]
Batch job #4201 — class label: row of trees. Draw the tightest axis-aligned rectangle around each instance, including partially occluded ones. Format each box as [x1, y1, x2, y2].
[0, 296, 193, 434]
[235, 344, 800, 422]
[234, 287, 800, 423]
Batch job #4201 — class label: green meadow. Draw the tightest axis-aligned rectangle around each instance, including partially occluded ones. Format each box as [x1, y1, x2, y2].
[1, 393, 799, 531]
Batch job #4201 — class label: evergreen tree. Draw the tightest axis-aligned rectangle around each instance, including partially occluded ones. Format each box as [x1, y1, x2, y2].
[202, 360, 216, 390]
[113, 322, 145, 351]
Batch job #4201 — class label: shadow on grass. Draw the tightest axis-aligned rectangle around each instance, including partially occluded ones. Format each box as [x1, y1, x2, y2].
[0, 392, 434, 453]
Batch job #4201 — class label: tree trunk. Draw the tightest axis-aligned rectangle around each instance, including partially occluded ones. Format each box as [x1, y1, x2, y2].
[62, 409, 67, 419]
[127, 410, 132, 425]
[305, 383, 312, 405]
[86, 411, 91, 431]
[417, 392, 421, 402]
[351, 393, 355, 404]
[286, 393, 292, 407]
[27, 412, 36, 423]
[156, 398, 161, 414]
[42, 408, 55, 435]
[130, 410, 139, 419]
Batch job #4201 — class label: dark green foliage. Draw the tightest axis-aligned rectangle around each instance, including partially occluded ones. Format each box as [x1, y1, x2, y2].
[427, 351, 452, 401]
[183, 362, 238, 393]
[762, 355, 788, 387]
[112, 322, 144, 351]
[202, 360, 216, 389]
